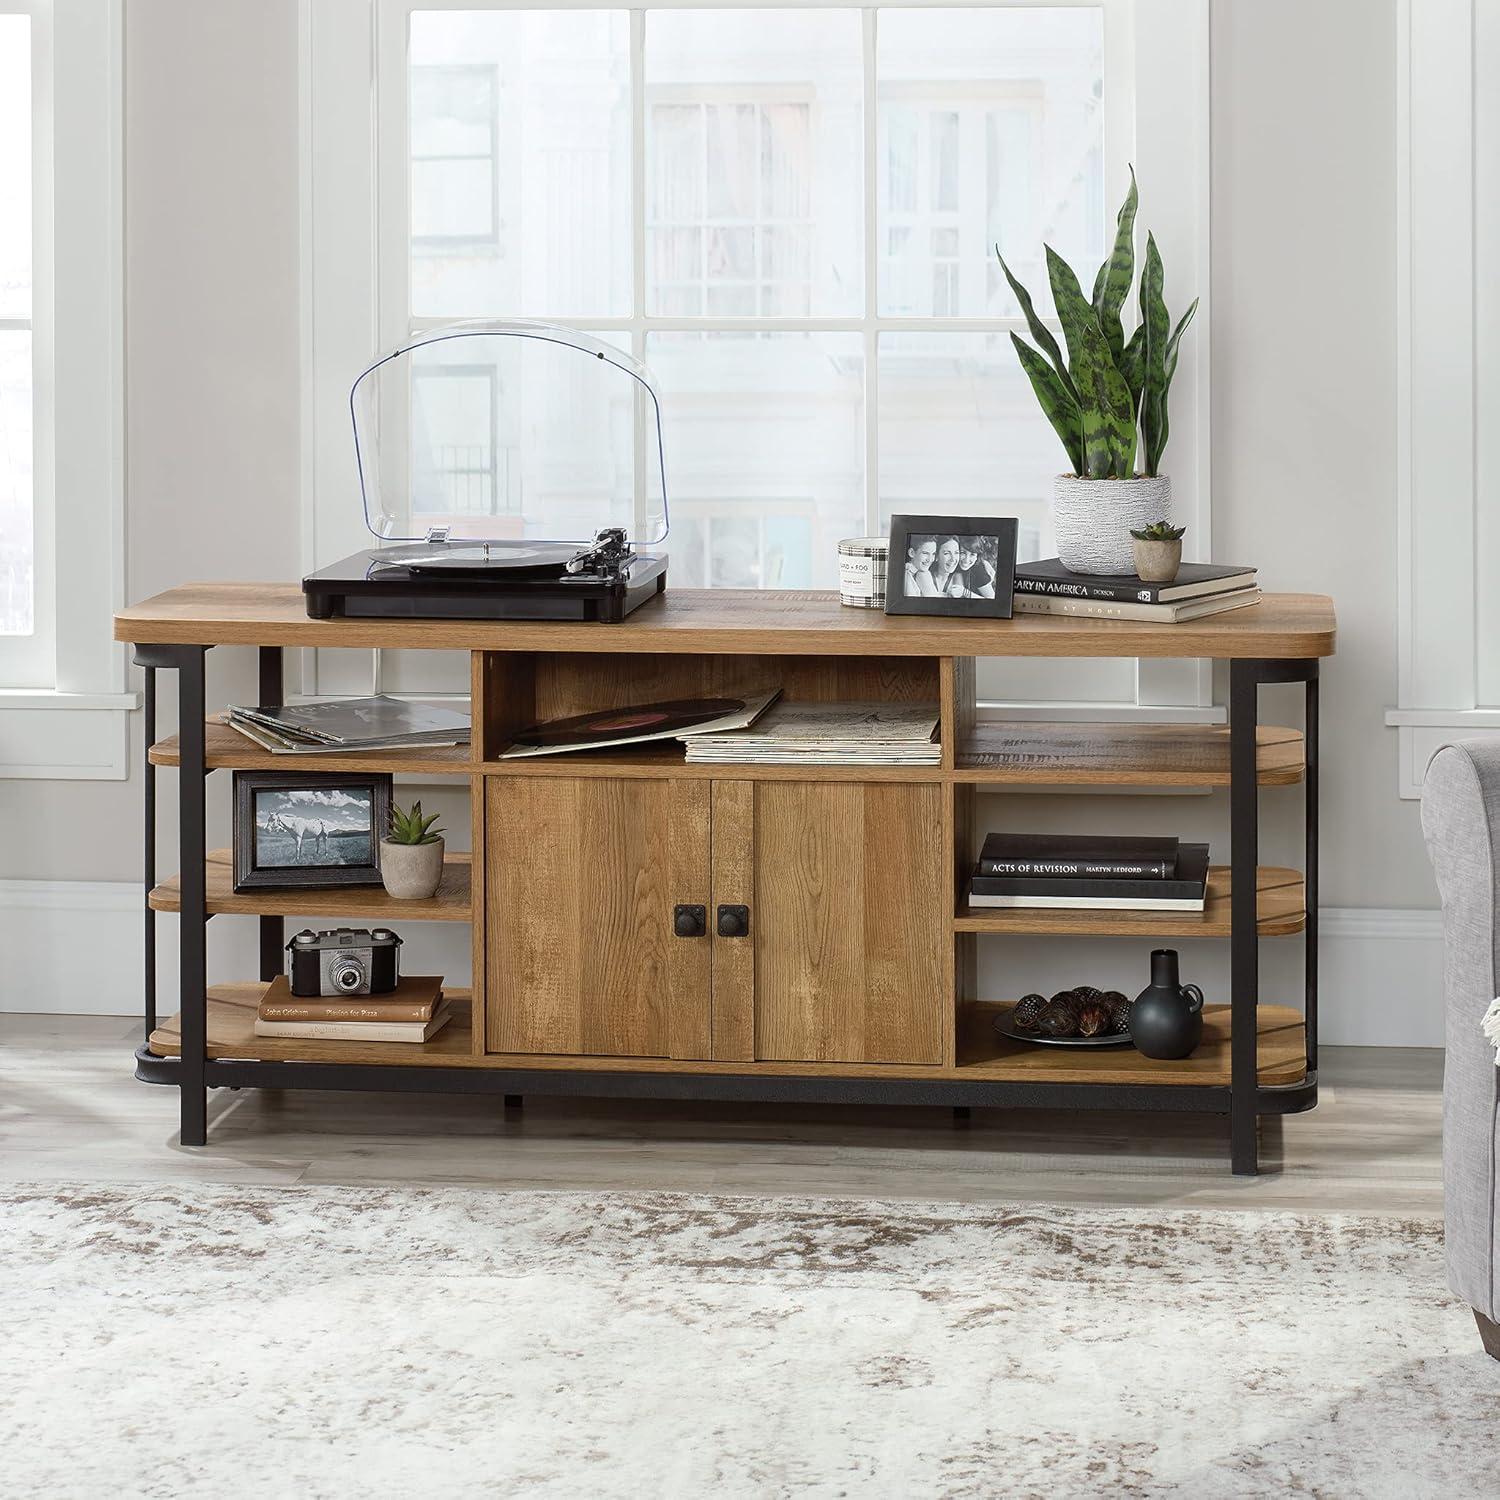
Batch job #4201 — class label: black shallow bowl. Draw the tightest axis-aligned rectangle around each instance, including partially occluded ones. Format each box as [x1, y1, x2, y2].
[994, 1012, 1136, 1049]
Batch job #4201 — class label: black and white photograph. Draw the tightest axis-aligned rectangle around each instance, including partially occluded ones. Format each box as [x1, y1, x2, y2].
[883, 515, 1019, 618]
[232, 772, 392, 891]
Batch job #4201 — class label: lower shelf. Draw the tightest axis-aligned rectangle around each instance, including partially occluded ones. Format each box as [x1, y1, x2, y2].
[956, 1002, 1306, 1087]
[151, 986, 478, 1065]
[149, 986, 1307, 1089]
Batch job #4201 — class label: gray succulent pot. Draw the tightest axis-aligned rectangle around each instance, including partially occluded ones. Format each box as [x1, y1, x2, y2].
[1132, 537, 1183, 583]
[380, 837, 445, 900]
[1053, 475, 1172, 575]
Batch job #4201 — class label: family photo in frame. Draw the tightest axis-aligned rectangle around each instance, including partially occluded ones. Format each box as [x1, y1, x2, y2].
[883, 515, 1019, 619]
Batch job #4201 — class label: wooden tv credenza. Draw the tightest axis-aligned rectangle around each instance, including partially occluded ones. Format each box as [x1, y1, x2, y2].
[116, 585, 1335, 1175]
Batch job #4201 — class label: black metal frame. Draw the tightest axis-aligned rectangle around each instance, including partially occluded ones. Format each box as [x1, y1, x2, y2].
[132, 643, 1320, 1174]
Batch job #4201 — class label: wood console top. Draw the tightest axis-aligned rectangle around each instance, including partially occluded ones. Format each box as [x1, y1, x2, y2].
[116, 583, 1336, 659]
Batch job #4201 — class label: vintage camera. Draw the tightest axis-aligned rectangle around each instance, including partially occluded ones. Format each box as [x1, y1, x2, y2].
[286, 927, 402, 997]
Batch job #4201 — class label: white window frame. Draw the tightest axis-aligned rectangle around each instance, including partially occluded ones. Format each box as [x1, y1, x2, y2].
[0, 0, 133, 778]
[1386, 0, 1500, 796]
[302, 0, 1210, 718]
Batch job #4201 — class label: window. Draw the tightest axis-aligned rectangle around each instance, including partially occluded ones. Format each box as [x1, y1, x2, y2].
[410, 64, 501, 253]
[0, 10, 46, 683]
[0, 1, 131, 779]
[310, 0, 1208, 710]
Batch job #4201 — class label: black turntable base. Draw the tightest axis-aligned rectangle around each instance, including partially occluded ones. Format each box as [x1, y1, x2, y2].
[303, 545, 667, 623]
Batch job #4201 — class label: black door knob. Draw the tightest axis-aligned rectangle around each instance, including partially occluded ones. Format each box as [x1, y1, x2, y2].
[673, 904, 706, 938]
[717, 904, 749, 938]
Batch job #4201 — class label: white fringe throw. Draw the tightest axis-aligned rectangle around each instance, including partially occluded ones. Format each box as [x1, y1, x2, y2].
[1482, 996, 1500, 1062]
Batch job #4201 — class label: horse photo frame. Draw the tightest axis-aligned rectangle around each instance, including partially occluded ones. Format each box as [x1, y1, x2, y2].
[232, 771, 392, 892]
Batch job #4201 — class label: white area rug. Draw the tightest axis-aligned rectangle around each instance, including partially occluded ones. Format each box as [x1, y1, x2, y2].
[3, 1183, 1496, 1498]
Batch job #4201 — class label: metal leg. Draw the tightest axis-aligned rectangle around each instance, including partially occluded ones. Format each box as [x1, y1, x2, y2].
[1304, 670, 1319, 1073]
[143, 666, 157, 1043]
[178, 649, 209, 1147]
[257, 647, 284, 982]
[1228, 661, 1259, 1176]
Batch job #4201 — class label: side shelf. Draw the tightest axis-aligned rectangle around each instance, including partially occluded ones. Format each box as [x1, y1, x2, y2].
[149, 848, 472, 922]
[956, 1002, 1307, 1087]
[954, 866, 1306, 938]
[955, 723, 1305, 786]
[150, 721, 475, 776]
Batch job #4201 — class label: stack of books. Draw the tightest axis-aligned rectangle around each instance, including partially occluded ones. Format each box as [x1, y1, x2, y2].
[683, 701, 942, 767]
[253, 974, 452, 1042]
[967, 833, 1209, 912]
[1012, 559, 1259, 624]
[226, 695, 471, 755]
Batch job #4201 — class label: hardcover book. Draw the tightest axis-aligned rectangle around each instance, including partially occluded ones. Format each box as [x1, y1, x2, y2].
[1010, 588, 1261, 624]
[257, 973, 444, 1023]
[1014, 558, 1257, 604]
[253, 1001, 452, 1043]
[977, 833, 1178, 881]
[967, 845, 1210, 911]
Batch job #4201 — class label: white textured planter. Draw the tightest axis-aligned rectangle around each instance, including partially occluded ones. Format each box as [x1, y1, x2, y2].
[1052, 475, 1172, 575]
[380, 838, 445, 901]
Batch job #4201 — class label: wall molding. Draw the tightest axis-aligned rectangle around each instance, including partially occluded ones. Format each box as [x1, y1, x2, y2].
[0, 879, 1448, 1049]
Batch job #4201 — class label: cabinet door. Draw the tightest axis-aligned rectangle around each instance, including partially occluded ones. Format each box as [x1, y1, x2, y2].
[485, 777, 711, 1058]
[714, 781, 946, 1066]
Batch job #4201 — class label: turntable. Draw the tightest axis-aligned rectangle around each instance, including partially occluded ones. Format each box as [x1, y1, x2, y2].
[303, 322, 669, 623]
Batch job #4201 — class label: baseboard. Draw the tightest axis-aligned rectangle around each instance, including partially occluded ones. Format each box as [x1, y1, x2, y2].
[1317, 907, 1444, 1046]
[0, 880, 1447, 1048]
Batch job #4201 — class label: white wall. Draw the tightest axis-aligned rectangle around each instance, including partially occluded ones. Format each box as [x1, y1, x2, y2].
[1, 0, 1444, 1039]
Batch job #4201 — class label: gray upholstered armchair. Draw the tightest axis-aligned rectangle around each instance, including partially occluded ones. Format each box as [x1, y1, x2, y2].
[1421, 740, 1500, 1361]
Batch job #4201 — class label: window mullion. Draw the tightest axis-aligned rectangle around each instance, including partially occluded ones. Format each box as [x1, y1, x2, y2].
[862, 7, 878, 536]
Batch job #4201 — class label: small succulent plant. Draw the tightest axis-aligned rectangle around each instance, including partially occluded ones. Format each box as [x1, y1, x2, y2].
[1130, 521, 1186, 542]
[387, 800, 445, 845]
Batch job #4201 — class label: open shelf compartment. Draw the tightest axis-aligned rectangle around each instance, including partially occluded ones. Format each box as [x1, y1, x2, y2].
[957, 1001, 1307, 1087]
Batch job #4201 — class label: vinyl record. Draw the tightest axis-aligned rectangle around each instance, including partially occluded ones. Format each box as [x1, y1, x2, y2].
[378, 541, 582, 577]
[510, 698, 746, 749]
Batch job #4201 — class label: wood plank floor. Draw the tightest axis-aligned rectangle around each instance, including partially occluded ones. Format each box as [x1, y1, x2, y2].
[0, 1014, 1445, 1215]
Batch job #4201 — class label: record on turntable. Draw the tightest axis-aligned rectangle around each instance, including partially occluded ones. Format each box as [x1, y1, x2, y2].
[375, 541, 583, 576]
[302, 322, 670, 623]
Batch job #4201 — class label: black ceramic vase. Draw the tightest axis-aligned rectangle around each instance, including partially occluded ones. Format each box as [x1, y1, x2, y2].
[1129, 949, 1204, 1059]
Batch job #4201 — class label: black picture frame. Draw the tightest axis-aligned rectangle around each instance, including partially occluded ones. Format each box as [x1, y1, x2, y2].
[883, 515, 1018, 618]
[232, 771, 392, 892]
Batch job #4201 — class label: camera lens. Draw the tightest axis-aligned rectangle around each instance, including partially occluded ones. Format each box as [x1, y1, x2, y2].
[330, 956, 366, 992]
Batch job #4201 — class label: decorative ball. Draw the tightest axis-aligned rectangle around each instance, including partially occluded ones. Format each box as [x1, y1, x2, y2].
[1012, 993, 1048, 1030]
[1077, 1001, 1111, 1037]
[1037, 991, 1085, 1037]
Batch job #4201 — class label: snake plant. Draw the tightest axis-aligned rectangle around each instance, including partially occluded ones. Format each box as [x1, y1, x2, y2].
[997, 170, 1198, 481]
[387, 800, 445, 846]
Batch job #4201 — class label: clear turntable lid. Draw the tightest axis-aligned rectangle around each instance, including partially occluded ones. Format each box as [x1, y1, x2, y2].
[351, 321, 668, 547]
